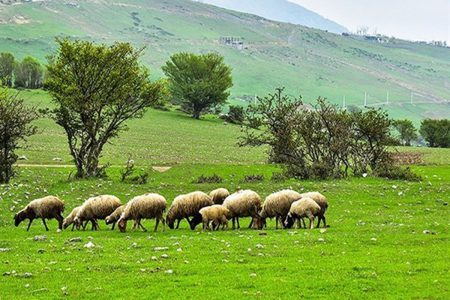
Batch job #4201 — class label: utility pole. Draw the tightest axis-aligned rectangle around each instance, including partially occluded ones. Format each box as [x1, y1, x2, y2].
[343, 95, 346, 109]
[364, 92, 367, 106]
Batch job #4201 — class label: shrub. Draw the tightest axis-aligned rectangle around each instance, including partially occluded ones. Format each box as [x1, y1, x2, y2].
[420, 119, 450, 148]
[222, 105, 244, 124]
[195, 174, 223, 184]
[242, 174, 264, 183]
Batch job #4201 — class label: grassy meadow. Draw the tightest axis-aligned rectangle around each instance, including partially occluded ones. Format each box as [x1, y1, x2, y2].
[0, 89, 449, 299]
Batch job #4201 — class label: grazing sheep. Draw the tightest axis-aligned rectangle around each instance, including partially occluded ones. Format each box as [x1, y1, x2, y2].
[260, 189, 302, 229]
[166, 191, 213, 230]
[223, 190, 262, 230]
[117, 193, 167, 232]
[63, 206, 84, 231]
[74, 195, 121, 231]
[300, 192, 328, 228]
[209, 188, 230, 205]
[105, 205, 126, 230]
[14, 196, 65, 231]
[199, 205, 230, 231]
[284, 198, 321, 229]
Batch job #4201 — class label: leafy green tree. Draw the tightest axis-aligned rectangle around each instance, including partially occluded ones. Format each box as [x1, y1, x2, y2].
[420, 119, 450, 148]
[0, 52, 15, 87]
[46, 39, 162, 178]
[392, 119, 418, 146]
[162, 52, 233, 119]
[14, 56, 43, 89]
[0, 89, 38, 183]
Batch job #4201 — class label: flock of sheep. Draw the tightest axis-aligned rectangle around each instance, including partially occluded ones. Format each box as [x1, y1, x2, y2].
[13, 188, 329, 232]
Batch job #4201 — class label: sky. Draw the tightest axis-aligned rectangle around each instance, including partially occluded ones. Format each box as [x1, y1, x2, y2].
[289, 0, 450, 43]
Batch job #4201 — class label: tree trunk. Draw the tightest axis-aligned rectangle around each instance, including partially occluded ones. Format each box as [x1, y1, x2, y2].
[192, 110, 201, 119]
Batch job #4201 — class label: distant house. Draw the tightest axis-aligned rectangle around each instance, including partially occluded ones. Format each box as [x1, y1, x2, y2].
[220, 36, 244, 50]
[364, 35, 389, 44]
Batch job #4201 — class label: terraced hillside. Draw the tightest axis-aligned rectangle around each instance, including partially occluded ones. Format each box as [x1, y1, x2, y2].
[0, 0, 449, 121]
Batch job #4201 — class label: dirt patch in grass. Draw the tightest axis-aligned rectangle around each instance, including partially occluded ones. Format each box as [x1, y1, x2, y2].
[391, 152, 425, 165]
[152, 166, 172, 173]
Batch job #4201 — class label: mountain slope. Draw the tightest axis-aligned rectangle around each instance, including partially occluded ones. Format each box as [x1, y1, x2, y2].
[197, 0, 348, 34]
[0, 0, 449, 122]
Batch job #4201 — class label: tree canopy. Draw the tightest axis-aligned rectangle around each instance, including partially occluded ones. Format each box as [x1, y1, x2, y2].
[46, 39, 162, 178]
[162, 52, 233, 119]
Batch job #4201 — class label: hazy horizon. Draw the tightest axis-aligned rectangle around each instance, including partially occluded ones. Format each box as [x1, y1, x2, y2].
[289, 0, 450, 43]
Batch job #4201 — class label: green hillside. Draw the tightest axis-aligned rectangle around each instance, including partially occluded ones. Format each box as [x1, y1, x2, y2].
[0, 0, 449, 122]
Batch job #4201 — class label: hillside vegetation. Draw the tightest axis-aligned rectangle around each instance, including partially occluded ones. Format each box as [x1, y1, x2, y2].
[0, 0, 449, 122]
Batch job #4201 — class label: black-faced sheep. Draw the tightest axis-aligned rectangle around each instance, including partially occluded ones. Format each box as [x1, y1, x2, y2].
[14, 196, 65, 231]
[209, 188, 230, 205]
[166, 191, 213, 230]
[300, 192, 328, 228]
[222, 190, 262, 230]
[284, 198, 321, 229]
[74, 195, 121, 231]
[118, 193, 167, 232]
[199, 205, 230, 231]
[260, 189, 302, 229]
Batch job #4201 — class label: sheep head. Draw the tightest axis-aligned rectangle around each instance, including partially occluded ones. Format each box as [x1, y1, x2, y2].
[284, 213, 295, 229]
[118, 218, 127, 232]
[166, 216, 175, 229]
[14, 210, 27, 227]
[189, 213, 202, 230]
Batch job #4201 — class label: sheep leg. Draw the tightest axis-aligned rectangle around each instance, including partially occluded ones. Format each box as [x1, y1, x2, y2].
[307, 214, 315, 229]
[56, 214, 64, 230]
[176, 219, 181, 229]
[160, 217, 166, 232]
[71, 223, 75, 231]
[231, 217, 236, 229]
[236, 217, 240, 229]
[275, 216, 279, 229]
[321, 216, 327, 228]
[139, 220, 148, 232]
[26, 218, 34, 231]
[111, 222, 116, 231]
[248, 218, 253, 229]
[42, 218, 49, 231]
[154, 218, 160, 232]
[301, 218, 306, 228]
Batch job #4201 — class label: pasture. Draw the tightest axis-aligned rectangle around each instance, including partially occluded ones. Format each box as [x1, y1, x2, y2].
[0, 92, 449, 298]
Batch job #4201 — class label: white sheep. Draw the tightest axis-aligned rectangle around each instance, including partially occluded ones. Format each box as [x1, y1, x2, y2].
[285, 198, 321, 229]
[209, 188, 230, 205]
[300, 192, 328, 228]
[63, 206, 84, 231]
[14, 196, 65, 231]
[199, 205, 230, 231]
[260, 189, 302, 229]
[74, 195, 121, 231]
[117, 193, 167, 232]
[223, 190, 262, 230]
[166, 191, 213, 230]
[105, 205, 126, 230]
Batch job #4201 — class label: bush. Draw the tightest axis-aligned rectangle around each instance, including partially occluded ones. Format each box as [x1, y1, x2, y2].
[195, 174, 223, 184]
[373, 164, 422, 181]
[240, 88, 395, 179]
[242, 174, 264, 183]
[222, 105, 244, 124]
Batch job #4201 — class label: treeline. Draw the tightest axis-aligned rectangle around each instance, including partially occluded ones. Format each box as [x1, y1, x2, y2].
[0, 53, 44, 89]
[392, 118, 450, 148]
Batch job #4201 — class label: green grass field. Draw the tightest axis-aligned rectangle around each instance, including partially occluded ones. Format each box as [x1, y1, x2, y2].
[0, 88, 449, 299]
[0, 164, 449, 299]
